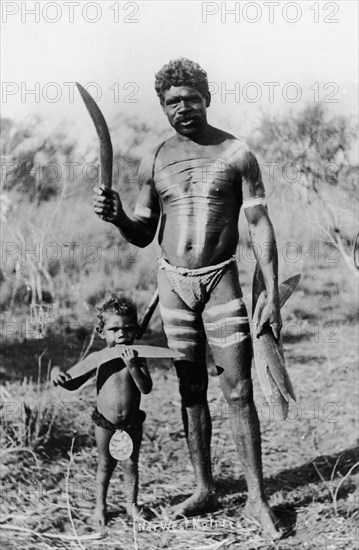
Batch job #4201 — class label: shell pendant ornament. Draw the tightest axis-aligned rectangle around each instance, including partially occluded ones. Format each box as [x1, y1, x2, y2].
[109, 430, 133, 461]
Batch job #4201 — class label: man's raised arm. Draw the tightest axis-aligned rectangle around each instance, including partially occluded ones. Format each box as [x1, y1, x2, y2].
[238, 148, 282, 339]
[93, 151, 160, 248]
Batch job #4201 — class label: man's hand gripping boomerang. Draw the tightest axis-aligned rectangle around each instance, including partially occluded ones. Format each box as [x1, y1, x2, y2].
[57, 84, 162, 392]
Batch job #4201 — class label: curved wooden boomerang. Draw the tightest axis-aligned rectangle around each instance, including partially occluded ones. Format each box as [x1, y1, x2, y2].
[59, 345, 184, 391]
[66, 84, 160, 392]
[76, 82, 160, 323]
[76, 82, 113, 189]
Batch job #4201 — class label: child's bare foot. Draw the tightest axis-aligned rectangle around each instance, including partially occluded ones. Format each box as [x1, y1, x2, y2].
[243, 500, 285, 540]
[91, 506, 106, 528]
[125, 503, 141, 518]
[172, 490, 218, 519]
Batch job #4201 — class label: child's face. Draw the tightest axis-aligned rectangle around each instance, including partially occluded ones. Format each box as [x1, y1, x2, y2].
[98, 313, 137, 347]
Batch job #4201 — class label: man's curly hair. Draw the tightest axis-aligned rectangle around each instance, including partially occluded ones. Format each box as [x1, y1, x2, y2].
[96, 293, 137, 329]
[155, 58, 209, 104]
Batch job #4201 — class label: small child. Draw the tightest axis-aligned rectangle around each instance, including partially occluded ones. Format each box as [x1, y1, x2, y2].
[51, 294, 152, 526]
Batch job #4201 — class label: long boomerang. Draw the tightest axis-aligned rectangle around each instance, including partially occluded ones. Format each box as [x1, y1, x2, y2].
[60, 84, 161, 392]
[76, 83, 159, 323]
[76, 83, 113, 189]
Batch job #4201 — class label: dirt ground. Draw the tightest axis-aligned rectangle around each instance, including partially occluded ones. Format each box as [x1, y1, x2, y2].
[1, 259, 358, 550]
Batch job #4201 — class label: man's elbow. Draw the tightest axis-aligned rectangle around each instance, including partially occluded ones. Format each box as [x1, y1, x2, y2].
[248, 213, 273, 232]
[133, 218, 157, 247]
[125, 228, 155, 248]
[142, 382, 152, 394]
[137, 233, 155, 248]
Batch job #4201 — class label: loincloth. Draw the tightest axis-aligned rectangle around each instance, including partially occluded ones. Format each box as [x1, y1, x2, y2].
[92, 408, 146, 432]
[157, 258, 251, 366]
[158, 256, 236, 311]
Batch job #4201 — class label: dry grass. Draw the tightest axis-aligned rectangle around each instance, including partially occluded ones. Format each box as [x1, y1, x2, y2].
[1, 258, 358, 550]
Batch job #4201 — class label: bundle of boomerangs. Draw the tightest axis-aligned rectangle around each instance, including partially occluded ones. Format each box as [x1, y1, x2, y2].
[58, 84, 300, 421]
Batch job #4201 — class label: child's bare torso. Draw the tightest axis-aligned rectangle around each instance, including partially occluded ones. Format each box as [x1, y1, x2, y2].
[96, 359, 141, 426]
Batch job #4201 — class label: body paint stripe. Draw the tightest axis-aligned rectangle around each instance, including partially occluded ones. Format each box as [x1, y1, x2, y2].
[204, 316, 249, 326]
[159, 304, 197, 321]
[166, 340, 201, 349]
[134, 205, 158, 219]
[208, 332, 250, 347]
[242, 197, 266, 209]
[205, 298, 244, 317]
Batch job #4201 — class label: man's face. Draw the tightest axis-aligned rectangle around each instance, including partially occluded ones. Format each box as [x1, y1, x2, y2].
[98, 313, 137, 347]
[162, 86, 209, 137]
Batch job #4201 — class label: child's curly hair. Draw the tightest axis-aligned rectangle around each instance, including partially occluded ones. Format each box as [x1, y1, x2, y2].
[96, 293, 138, 329]
[155, 58, 209, 104]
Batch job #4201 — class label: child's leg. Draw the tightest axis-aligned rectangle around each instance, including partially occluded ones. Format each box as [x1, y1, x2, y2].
[122, 423, 143, 516]
[93, 425, 117, 526]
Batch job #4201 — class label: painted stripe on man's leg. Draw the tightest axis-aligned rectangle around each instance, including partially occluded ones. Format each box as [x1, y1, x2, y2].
[208, 332, 251, 348]
[167, 340, 201, 349]
[205, 298, 244, 317]
[205, 316, 249, 325]
[165, 326, 204, 337]
[160, 304, 197, 322]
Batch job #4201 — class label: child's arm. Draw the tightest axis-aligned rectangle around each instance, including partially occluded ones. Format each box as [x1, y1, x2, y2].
[51, 366, 72, 386]
[119, 349, 152, 394]
[50, 355, 98, 390]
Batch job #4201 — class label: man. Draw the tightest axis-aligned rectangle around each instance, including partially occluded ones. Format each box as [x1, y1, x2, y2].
[93, 58, 283, 539]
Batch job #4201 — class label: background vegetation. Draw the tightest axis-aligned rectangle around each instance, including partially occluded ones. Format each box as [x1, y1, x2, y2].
[0, 105, 358, 549]
[1, 104, 357, 327]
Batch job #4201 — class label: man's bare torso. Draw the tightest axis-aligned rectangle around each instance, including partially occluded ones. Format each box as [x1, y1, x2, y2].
[151, 130, 244, 269]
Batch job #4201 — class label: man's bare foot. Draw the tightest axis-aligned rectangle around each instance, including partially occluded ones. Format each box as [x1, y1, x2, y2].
[172, 491, 218, 519]
[91, 506, 106, 528]
[243, 500, 285, 540]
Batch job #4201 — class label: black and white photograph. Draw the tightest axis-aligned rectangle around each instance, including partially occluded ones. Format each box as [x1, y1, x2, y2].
[1, 1, 358, 549]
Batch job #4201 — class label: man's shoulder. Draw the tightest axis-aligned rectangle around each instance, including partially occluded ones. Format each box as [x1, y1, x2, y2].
[139, 139, 170, 180]
[141, 139, 169, 162]
[220, 135, 255, 167]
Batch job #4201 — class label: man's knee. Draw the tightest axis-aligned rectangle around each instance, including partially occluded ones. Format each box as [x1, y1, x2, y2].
[178, 379, 208, 407]
[175, 361, 208, 407]
[223, 378, 254, 407]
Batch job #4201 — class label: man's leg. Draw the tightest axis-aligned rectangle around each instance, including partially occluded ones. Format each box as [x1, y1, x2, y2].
[157, 267, 217, 516]
[217, 342, 283, 539]
[204, 264, 284, 539]
[172, 360, 217, 517]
